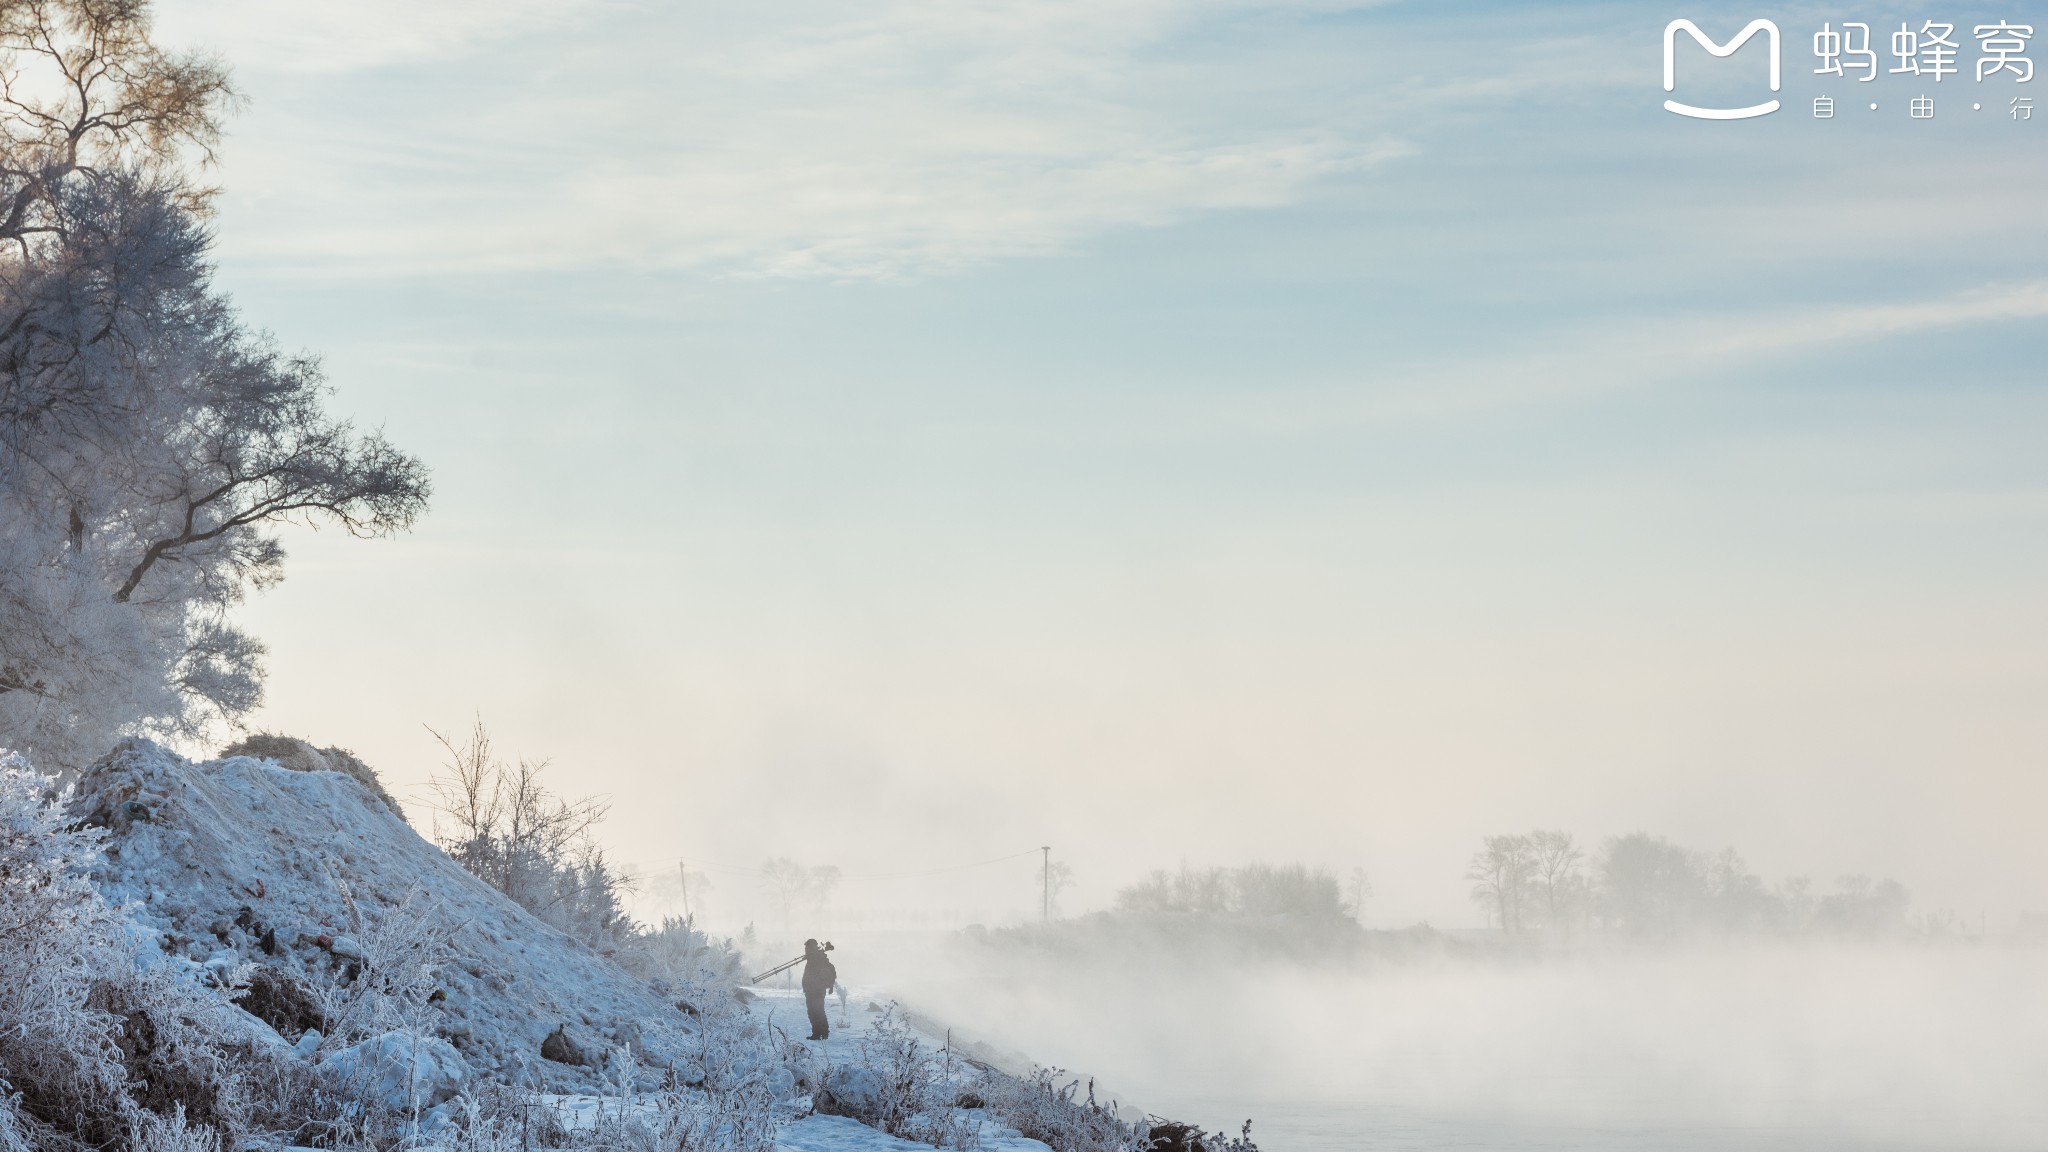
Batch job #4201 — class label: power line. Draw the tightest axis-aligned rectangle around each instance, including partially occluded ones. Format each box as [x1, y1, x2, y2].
[840, 847, 1044, 883]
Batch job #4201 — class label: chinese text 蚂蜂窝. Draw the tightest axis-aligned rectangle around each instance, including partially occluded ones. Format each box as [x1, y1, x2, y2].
[1814, 21, 2033, 82]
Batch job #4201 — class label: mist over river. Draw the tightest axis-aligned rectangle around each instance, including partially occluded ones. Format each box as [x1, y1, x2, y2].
[867, 939, 2048, 1151]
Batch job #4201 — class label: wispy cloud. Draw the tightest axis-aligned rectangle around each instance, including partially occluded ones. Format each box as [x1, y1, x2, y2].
[155, 0, 598, 73]
[1160, 280, 2048, 437]
[170, 0, 1413, 279]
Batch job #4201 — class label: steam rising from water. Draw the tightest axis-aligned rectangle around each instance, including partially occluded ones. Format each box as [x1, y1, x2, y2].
[859, 939, 2048, 1150]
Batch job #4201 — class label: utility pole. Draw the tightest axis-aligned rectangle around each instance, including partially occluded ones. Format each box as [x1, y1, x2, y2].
[679, 859, 691, 920]
[1041, 846, 1051, 923]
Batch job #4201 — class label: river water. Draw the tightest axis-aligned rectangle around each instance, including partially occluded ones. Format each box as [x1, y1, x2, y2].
[878, 940, 2048, 1151]
[1158, 1100, 2023, 1152]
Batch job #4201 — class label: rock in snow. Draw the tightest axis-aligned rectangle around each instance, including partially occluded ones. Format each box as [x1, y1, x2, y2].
[812, 1065, 885, 1120]
[540, 1024, 588, 1067]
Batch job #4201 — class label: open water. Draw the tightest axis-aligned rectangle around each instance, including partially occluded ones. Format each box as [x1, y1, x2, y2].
[887, 941, 2048, 1152]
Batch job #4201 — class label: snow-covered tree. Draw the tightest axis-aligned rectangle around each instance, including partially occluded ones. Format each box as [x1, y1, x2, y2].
[1044, 860, 1076, 919]
[1596, 832, 1707, 935]
[1113, 863, 1344, 919]
[426, 720, 636, 951]
[0, 0, 429, 770]
[1341, 866, 1371, 925]
[758, 858, 843, 938]
[1465, 834, 1534, 933]
[1525, 829, 1583, 932]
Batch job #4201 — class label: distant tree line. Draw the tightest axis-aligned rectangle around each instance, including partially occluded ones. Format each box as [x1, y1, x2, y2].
[759, 856, 842, 938]
[1466, 830, 1912, 938]
[1116, 863, 1360, 921]
[973, 839, 1931, 965]
[965, 863, 1370, 961]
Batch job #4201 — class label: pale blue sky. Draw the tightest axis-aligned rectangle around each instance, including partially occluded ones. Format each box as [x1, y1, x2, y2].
[157, 0, 2048, 926]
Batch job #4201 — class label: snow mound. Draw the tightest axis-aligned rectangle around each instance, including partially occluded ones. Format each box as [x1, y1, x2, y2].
[320, 1032, 468, 1112]
[217, 732, 403, 817]
[70, 739, 696, 1091]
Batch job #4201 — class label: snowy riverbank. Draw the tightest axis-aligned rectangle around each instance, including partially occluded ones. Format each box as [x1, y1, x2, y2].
[15, 739, 1179, 1152]
[538, 983, 1067, 1151]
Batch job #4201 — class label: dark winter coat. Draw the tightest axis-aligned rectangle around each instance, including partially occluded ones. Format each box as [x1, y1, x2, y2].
[801, 948, 836, 995]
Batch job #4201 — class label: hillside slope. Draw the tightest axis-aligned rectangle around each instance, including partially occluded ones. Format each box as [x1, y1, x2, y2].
[69, 739, 695, 1090]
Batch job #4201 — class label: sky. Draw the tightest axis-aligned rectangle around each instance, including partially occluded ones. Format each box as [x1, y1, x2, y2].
[149, 0, 2048, 930]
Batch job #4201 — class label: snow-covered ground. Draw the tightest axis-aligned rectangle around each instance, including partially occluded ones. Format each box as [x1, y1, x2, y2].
[63, 740, 1075, 1151]
[738, 985, 875, 1058]
[776, 1113, 1051, 1152]
[71, 740, 696, 1090]
[741, 985, 1055, 1152]
[528, 985, 1057, 1150]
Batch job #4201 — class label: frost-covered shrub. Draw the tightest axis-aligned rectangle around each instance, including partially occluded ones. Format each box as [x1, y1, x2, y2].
[425, 722, 638, 954]
[308, 886, 453, 1053]
[817, 1007, 979, 1149]
[582, 1085, 781, 1152]
[618, 916, 745, 988]
[0, 760, 137, 1144]
[85, 962, 264, 1139]
[0, 755, 255, 1150]
[428, 1088, 539, 1152]
[1140, 1119, 1261, 1152]
[428, 1001, 796, 1152]
[666, 993, 799, 1150]
[233, 966, 326, 1041]
[975, 1066, 1148, 1152]
[130, 1106, 223, 1152]
[259, 886, 473, 1150]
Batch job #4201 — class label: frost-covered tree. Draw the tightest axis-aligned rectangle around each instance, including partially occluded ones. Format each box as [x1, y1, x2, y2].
[1114, 863, 1344, 919]
[1702, 846, 1782, 933]
[1044, 860, 1076, 919]
[1466, 834, 1533, 933]
[1341, 866, 1371, 925]
[1115, 866, 1229, 915]
[426, 720, 636, 951]
[0, 0, 429, 770]
[1525, 829, 1582, 932]
[1813, 874, 1910, 937]
[758, 857, 842, 938]
[645, 861, 715, 921]
[1595, 833, 1706, 935]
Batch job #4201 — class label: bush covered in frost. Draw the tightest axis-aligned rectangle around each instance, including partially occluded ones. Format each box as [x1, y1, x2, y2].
[973, 1065, 1149, 1152]
[973, 1065, 1263, 1152]
[619, 916, 746, 989]
[814, 1006, 979, 1149]
[0, 754, 267, 1150]
[0, 752, 503, 1152]
[416, 994, 801, 1152]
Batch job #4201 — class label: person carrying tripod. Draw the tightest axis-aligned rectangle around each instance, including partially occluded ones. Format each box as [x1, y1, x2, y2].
[800, 938, 837, 1040]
